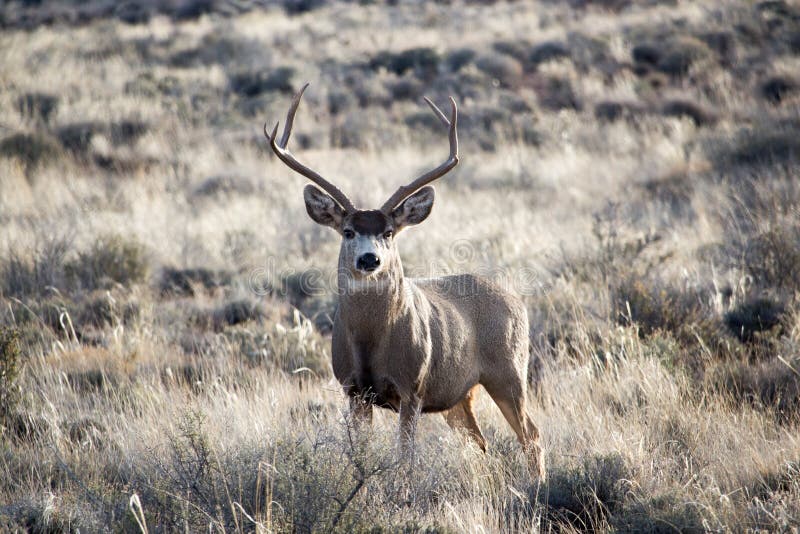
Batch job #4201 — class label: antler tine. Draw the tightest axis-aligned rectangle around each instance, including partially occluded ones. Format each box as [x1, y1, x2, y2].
[423, 96, 450, 127]
[265, 83, 356, 213]
[380, 96, 459, 213]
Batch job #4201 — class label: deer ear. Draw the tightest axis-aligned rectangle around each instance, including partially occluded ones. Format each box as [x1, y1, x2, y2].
[391, 186, 435, 232]
[304, 185, 345, 230]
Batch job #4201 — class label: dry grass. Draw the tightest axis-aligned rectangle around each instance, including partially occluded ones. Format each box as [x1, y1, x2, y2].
[1, 0, 800, 531]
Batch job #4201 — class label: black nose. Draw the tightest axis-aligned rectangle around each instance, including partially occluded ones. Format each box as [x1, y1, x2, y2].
[356, 253, 380, 272]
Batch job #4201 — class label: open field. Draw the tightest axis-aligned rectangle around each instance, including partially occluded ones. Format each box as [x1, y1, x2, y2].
[1, 0, 800, 531]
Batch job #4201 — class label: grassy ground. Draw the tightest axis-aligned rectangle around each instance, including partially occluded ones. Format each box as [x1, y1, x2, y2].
[1, 0, 800, 531]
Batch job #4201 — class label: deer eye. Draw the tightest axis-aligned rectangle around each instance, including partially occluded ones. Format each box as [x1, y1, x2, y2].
[343, 229, 355, 239]
[383, 230, 393, 240]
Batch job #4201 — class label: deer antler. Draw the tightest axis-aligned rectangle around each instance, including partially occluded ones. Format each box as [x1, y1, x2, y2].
[380, 96, 459, 213]
[265, 83, 356, 213]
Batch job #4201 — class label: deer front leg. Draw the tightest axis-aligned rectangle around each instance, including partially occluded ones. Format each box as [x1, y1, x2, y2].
[398, 395, 421, 459]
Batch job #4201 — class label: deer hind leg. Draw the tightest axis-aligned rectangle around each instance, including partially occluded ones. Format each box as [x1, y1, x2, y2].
[443, 386, 487, 452]
[484, 384, 546, 481]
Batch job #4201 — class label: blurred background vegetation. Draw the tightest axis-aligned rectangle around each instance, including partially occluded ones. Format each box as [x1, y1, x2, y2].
[1, 0, 800, 531]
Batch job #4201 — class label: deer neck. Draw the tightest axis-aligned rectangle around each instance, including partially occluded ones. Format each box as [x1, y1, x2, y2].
[337, 255, 409, 343]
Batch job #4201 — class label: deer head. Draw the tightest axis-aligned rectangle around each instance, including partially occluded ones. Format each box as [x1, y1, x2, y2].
[264, 84, 458, 284]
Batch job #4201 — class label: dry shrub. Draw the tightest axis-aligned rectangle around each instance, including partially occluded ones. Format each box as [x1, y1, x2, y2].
[283, 0, 326, 15]
[638, 171, 695, 220]
[214, 298, 264, 327]
[535, 77, 582, 111]
[56, 120, 148, 155]
[759, 75, 800, 104]
[631, 43, 661, 66]
[229, 66, 296, 96]
[169, 34, 264, 68]
[613, 492, 705, 533]
[528, 41, 571, 70]
[64, 417, 107, 449]
[707, 356, 800, 420]
[385, 76, 423, 101]
[65, 234, 148, 291]
[611, 277, 738, 372]
[745, 461, 800, 530]
[16, 92, 59, 123]
[631, 34, 713, 77]
[0, 328, 21, 427]
[594, 100, 645, 122]
[475, 53, 523, 88]
[368, 48, 440, 81]
[192, 174, 255, 199]
[656, 36, 713, 77]
[77, 291, 140, 328]
[222, 312, 330, 376]
[445, 47, 477, 72]
[660, 99, 716, 126]
[0, 237, 71, 298]
[0, 132, 62, 175]
[743, 226, 800, 292]
[724, 296, 786, 343]
[159, 267, 232, 296]
[698, 30, 737, 64]
[327, 89, 356, 115]
[492, 39, 530, 63]
[3, 409, 51, 446]
[543, 453, 631, 530]
[126, 412, 475, 532]
[711, 120, 800, 169]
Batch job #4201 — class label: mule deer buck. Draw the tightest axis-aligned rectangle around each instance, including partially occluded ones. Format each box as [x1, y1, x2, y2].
[264, 84, 545, 480]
